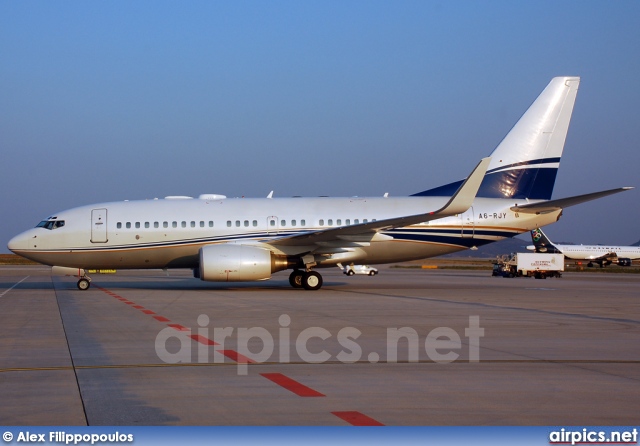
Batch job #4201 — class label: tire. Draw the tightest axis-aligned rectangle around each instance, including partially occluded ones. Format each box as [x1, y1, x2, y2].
[347, 270, 355, 276]
[302, 271, 323, 290]
[289, 270, 304, 288]
[369, 271, 376, 276]
[77, 278, 91, 290]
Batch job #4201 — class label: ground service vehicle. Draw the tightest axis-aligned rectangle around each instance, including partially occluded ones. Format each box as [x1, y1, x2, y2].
[493, 253, 564, 279]
[338, 264, 379, 276]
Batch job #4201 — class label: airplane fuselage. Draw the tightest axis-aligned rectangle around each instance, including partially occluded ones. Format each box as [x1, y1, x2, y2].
[9, 195, 560, 270]
[550, 244, 640, 261]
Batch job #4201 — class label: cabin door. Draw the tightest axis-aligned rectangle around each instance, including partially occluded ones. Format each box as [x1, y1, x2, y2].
[91, 208, 108, 243]
[461, 207, 475, 238]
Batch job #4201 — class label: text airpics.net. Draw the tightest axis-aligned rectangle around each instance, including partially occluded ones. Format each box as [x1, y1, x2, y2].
[155, 314, 484, 375]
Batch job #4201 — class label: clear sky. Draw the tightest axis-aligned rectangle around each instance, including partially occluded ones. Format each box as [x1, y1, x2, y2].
[2, 1, 639, 252]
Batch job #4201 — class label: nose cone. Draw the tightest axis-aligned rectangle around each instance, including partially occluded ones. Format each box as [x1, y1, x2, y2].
[8, 231, 28, 253]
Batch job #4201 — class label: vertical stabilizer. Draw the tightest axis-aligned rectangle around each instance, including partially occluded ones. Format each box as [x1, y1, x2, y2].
[530, 228, 561, 253]
[414, 77, 580, 200]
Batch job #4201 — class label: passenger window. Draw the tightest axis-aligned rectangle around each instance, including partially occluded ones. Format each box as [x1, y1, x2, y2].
[117, 222, 122, 229]
[145, 222, 150, 228]
[270, 220, 276, 227]
[337, 219, 341, 225]
[363, 219, 368, 223]
[227, 221, 232, 227]
[181, 221, 186, 228]
[191, 221, 196, 228]
[163, 221, 168, 228]
[301, 219, 306, 226]
[291, 220, 296, 226]
[200, 221, 204, 228]
[346, 219, 351, 225]
[281, 220, 286, 227]
[154, 222, 159, 228]
[244, 220, 249, 227]
[319, 219, 324, 226]
[126, 222, 131, 229]
[253, 220, 257, 227]
[209, 221, 214, 227]
[172, 221, 177, 228]
[354, 219, 360, 224]
[235, 220, 240, 227]
[135, 222, 140, 229]
[328, 219, 333, 226]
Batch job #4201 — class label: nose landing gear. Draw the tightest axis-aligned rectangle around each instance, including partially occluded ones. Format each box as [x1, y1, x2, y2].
[77, 273, 92, 290]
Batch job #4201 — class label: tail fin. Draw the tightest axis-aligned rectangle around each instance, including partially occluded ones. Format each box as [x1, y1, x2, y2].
[414, 77, 580, 200]
[530, 228, 561, 253]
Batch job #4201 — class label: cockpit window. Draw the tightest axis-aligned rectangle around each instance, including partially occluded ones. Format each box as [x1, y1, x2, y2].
[36, 220, 65, 230]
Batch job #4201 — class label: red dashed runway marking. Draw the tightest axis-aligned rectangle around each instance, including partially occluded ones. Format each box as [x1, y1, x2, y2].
[94, 284, 382, 424]
[260, 373, 325, 397]
[95, 286, 247, 364]
[168, 324, 189, 331]
[95, 285, 381, 420]
[332, 411, 384, 426]
[189, 334, 219, 346]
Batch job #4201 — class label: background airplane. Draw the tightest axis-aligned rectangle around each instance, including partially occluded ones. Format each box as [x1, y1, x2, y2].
[528, 227, 640, 267]
[8, 77, 633, 290]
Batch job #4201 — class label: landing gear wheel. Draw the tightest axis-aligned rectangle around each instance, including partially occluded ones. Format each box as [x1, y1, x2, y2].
[77, 278, 91, 290]
[302, 271, 323, 291]
[289, 270, 304, 288]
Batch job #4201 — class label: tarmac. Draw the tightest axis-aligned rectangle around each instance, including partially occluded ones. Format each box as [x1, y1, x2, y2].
[0, 265, 638, 426]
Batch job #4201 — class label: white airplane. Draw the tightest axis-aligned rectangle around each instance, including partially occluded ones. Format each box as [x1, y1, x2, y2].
[8, 77, 633, 290]
[528, 227, 640, 267]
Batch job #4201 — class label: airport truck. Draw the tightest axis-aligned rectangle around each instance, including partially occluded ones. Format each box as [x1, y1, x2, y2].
[493, 253, 564, 279]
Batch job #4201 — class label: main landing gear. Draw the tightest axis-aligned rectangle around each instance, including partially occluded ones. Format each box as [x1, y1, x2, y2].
[289, 270, 323, 291]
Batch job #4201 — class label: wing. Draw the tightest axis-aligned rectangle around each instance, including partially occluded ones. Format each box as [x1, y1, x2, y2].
[510, 187, 633, 215]
[585, 252, 618, 261]
[269, 157, 491, 247]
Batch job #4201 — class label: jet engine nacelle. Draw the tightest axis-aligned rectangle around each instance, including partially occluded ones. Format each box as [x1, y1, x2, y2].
[617, 258, 632, 267]
[198, 244, 288, 282]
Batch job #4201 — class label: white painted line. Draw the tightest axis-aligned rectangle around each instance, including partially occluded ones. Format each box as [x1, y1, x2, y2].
[0, 276, 30, 298]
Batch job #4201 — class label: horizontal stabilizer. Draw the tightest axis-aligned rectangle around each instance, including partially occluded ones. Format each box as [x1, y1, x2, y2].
[511, 187, 633, 214]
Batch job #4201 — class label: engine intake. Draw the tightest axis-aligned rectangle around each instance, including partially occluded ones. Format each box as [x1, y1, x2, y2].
[198, 244, 288, 282]
[617, 258, 632, 267]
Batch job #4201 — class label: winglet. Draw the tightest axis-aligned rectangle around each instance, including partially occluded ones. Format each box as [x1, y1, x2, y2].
[435, 157, 491, 216]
